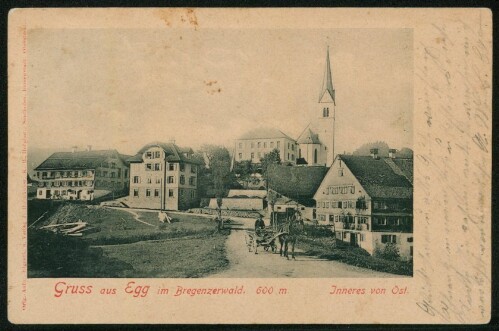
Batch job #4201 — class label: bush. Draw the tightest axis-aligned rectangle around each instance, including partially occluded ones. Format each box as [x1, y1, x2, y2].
[373, 242, 400, 261]
[303, 224, 334, 238]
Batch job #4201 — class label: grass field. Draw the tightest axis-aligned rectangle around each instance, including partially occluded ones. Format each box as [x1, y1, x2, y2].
[28, 203, 230, 278]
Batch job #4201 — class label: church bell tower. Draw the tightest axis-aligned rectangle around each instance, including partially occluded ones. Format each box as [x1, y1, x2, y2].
[317, 46, 336, 166]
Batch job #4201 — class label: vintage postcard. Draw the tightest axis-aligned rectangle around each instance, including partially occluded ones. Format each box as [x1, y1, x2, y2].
[8, 8, 491, 324]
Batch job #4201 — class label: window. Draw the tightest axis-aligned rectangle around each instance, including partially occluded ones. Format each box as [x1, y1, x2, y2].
[145, 151, 152, 159]
[264, 142, 267, 148]
[338, 169, 344, 177]
[110, 172, 115, 178]
[407, 237, 413, 243]
[326, 202, 330, 208]
[169, 163, 175, 171]
[270, 142, 274, 148]
[410, 246, 413, 257]
[381, 235, 396, 244]
[189, 177, 196, 186]
[287, 153, 290, 160]
[314, 149, 318, 164]
[146, 163, 152, 171]
[147, 178, 152, 184]
[277, 141, 280, 149]
[133, 189, 139, 197]
[180, 175, 185, 185]
[291, 144, 294, 151]
[180, 189, 184, 197]
[251, 153, 254, 159]
[154, 163, 161, 171]
[377, 217, 387, 225]
[117, 168, 121, 178]
[146, 189, 151, 197]
[239, 153, 242, 160]
[338, 201, 342, 208]
[156, 178, 161, 184]
[258, 142, 261, 148]
[323, 107, 329, 117]
[238, 143, 242, 149]
[169, 189, 174, 197]
[180, 164, 185, 172]
[154, 151, 161, 158]
[191, 166, 196, 173]
[133, 176, 140, 184]
[168, 176, 175, 184]
[360, 234, 365, 242]
[154, 189, 160, 197]
[292, 154, 295, 161]
[38, 190, 42, 196]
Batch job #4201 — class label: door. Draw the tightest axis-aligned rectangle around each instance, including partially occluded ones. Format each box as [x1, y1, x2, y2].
[350, 233, 357, 246]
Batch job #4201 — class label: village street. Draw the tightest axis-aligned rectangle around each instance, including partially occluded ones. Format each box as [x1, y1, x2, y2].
[208, 217, 402, 278]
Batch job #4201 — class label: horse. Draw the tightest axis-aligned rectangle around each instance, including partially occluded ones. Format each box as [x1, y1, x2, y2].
[278, 212, 304, 260]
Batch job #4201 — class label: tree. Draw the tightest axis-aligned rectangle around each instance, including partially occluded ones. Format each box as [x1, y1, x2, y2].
[260, 148, 281, 189]
[353, 141, 390, 157]
[233, 160, 254, 189]
[210, 146, 233, 198]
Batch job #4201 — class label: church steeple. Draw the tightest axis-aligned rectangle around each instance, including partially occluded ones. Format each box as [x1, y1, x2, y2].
[319, 46, 336, 105]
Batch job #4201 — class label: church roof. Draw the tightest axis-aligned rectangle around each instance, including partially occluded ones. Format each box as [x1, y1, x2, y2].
[238, 127, 294, 141]
[297, 127, 322, 144]
[319, 47, 336, 105]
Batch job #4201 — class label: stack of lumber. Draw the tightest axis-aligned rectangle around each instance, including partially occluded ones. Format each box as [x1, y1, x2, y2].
[39, 219, 99, 236]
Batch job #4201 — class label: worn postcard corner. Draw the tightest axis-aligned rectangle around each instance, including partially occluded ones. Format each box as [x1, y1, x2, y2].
[7, 8, 492, 325]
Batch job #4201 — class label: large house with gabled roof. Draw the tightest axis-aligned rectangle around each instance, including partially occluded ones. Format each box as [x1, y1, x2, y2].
[126, 142, 202, 210]
[267, 164, 328, 222]
[33, 149, 131, 201]
[313, 149, 413, 260]
[234, 127, 298, 164]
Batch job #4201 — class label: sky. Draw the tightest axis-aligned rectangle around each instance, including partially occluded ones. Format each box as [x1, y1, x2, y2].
[27, 28, 413, 156]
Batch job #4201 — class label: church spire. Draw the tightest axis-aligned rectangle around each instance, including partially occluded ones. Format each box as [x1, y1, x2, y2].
[319, 46, 336, 105]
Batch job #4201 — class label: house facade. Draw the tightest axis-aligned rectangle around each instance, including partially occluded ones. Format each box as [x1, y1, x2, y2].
[313, 151, 414, 260]
[126, 142, 201, 211]
[33, 149, 130, 201]
[234, 127, 298, 164]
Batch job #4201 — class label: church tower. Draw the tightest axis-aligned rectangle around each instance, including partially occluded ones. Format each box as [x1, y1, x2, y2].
[297, 47, 337, 166]
[316, 46, 336, 166]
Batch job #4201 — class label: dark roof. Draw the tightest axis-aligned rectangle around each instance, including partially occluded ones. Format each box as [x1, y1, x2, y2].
[339, 155, 413, 199]
[296, 128, 321, 144]
[391, 158, 414, 184]
[268, 165, 328, 207]
[35, 150, 125, 170]
[129, 142, 201, 165]
[238, 127, 294, 141]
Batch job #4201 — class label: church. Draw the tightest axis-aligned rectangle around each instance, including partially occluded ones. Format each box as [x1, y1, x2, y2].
[234, 47, 337, 167]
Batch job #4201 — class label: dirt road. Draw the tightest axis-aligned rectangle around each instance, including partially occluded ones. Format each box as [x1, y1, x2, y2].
[209, 218, 402, 278]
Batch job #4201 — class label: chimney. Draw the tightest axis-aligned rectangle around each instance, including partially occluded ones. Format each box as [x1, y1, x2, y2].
[71, 146, 78, 153]
[87, 145, 92, 151]
[389, 149, 397, 159]
[370, 148, 379, 159]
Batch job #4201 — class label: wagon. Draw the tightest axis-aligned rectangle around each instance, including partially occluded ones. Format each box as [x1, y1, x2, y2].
[244, 228, 284, 254]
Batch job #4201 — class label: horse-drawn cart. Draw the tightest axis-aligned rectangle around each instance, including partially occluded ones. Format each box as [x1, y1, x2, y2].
[245, 227, 284, 254]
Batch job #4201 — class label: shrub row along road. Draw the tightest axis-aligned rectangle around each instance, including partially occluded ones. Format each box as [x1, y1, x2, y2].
[209, 217, 400, 278]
